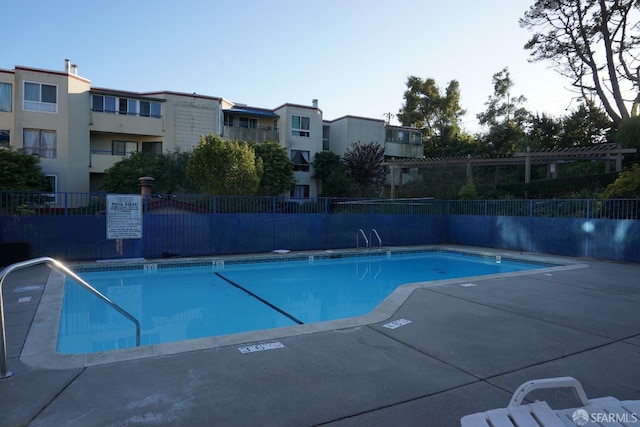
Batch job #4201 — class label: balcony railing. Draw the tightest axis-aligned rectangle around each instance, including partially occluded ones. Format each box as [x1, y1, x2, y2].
[222, 124, 279, 143]
[223, 122, 278, 131]
[91, 108, 162, 119]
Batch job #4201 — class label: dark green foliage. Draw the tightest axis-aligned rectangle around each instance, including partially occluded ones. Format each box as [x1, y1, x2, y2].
[252, 141, 295, 196]
[476, 67, 529, 156]
[458, 179, 479, 200]
[0, 148, 47, 191]
[102, 149, 194, 194]
[561, 101, 612, 147]
[186, 134, 262, 195]
[395, 165, 468, 200]
[397, 76, 470, 156]
[477, 122, 526, 156]
[520, 113, 562, 151]
[614, 117, 640, 165]
[602, 164, 640, 198]
[482, 173, 620, 199]
[311, 151, 352, 197]
[342, 142, 386, 197]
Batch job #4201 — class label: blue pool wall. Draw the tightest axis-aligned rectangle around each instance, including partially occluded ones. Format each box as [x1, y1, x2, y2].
[1, 197, 638, 263]
[138, 213, 448, 258]
[446, 215, 639, 261]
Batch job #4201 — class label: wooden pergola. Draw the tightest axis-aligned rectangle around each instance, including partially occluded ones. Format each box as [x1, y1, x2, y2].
[384, 143, 637, 198]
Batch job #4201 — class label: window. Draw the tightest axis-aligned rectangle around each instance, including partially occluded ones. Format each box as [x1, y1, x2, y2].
[23, 82, 57, 113]
[150, 102, 161, 118]
[116, 98, 139, 115]
[140, 101, 161, 118]
[119, 98, 128, 115]
[142, 141, 162, 155]
[291, 115, 310, 137]
[112, 140, 138, 156]
[291, 185, 309, 199]
[92, 95, 160, 117]
[43, 175, 57, 203]
[239, 117, 257, 128]
[0, 83, 11, 112]
[104, 96, 116, 113]
[291, 150, 310, 172]
[0, 130, 9, 148]
[224, 113, 234, 126]
[128, 99, 137, 115]
[23, 129, 57, 158]
[386, 128, 422, 145]
[92, 95, 104, 111]
[322, 125, 330, 150]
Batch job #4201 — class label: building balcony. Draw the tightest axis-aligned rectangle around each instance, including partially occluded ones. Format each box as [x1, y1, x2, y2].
[89, 150, 128, 173]
[222, 125, 279, 144]
[384, 140, 423, 158]
[90, 110, 164, 136]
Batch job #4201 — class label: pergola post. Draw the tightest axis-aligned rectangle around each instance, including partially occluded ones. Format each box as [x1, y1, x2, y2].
[389, 165, 396, 199]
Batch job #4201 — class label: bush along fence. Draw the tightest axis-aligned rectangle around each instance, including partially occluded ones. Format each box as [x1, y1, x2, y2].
[0, 192, 638, 264]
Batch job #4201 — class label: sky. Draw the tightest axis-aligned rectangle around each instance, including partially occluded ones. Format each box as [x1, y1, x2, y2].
[3, 0, 578, 133]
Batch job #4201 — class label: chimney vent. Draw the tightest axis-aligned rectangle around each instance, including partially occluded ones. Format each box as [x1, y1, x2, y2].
[64, 59, 71, 73]
[312, 99, 318, 108]
[71, 64, 78, 75]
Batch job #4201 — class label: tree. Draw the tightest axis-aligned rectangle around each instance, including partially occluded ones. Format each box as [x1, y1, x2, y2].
[103, 148, 194, 194]
[520, 0, 640, 125]
[602, 163, 640, 198]
[478, 67, 529, 128]
[521, 113, 563, 151]
[560, 100, 612, 147]
[252, 141, 295, 196]
[614, 116, 640, 164]
[477, 68, 530, 155]
[458, 179, 479, 200]
[397, 76, 469, 155]
[186, 134, 262, 195]
[311, 151, 352, 196]
[0, 148, 47, 191]
[342, 142, 386, 196]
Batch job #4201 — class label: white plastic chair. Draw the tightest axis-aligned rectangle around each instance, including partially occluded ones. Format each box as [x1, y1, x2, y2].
[461, 377, 640, 427]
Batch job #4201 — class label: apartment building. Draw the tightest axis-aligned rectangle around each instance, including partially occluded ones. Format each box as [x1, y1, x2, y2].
[0, 61, 422, 202]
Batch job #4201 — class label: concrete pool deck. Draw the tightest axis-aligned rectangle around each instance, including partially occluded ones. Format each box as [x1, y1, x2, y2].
[1, 246, 639, 426]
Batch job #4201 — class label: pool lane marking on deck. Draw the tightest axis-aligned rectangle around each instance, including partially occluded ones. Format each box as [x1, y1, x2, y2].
[214, 272, 304, 325]
[383, 319, 412, 329]
[238, 342, 285, 353]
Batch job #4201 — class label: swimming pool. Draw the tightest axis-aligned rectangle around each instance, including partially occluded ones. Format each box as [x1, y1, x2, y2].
[58, 250, 549, 354]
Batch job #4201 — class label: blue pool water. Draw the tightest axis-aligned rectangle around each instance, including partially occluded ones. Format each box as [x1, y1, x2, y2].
[58, 251, 546, 354]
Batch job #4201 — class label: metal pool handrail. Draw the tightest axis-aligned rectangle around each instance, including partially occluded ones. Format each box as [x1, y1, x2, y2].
[357, 229, 369, 249]
[370, 229, 382, 248]
[0, 257, 141, 379]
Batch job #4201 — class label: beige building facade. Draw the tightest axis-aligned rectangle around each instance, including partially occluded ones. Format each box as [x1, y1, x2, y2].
[0, 62, 422, 202]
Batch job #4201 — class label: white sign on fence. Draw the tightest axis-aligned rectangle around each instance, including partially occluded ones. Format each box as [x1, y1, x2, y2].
[106, 194, 143, 239]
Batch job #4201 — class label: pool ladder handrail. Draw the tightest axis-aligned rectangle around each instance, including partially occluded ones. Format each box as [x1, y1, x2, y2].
[370, 228, 382, 248]
[0, 256, 141, 379]
[357, 229, 382, 249]
[357, 229, 369, 249]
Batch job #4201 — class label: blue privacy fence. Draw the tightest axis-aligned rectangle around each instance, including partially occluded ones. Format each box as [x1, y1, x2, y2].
[0, 193, 638, 263]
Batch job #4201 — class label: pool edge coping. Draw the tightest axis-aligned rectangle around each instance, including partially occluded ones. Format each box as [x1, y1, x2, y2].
[19, 245, 589, 370]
